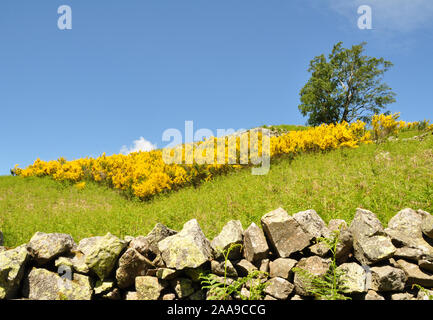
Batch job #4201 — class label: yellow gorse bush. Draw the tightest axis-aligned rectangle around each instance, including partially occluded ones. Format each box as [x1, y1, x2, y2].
[14, 115, 407, 200]
[372, 112, 426, 140]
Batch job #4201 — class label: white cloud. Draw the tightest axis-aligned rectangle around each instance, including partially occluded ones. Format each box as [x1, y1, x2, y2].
[120, 137, 156, 154]
[328, 0, 433, 33]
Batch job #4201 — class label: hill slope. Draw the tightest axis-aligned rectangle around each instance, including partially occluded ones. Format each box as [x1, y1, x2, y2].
[1, 130, 432, 247]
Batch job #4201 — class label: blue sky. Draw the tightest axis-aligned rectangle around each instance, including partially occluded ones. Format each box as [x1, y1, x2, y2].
[1, 0, 432, 175]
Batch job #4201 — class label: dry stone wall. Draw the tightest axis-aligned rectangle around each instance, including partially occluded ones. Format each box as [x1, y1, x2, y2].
[1, 207, 433, 300]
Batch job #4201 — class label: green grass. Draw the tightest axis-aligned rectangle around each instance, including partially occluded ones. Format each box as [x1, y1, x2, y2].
[1, 129, 432, 248]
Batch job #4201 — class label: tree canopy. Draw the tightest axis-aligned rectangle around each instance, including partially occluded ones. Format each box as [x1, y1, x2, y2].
[298, 42, 396, 126]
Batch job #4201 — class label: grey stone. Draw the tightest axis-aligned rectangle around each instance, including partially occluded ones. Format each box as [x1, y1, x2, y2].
[243, 223, 269, 263]
[210, 259, 238, 277]
[78, 233, 127, 280]
[171, 278, 195, 299]
[156, 268, 179, 280]
[135, 276, 167, 300]
[162, 293, 176, 300]
[259, 259, 270, 273]
[261, 208, 312, 258]
[264, 277, 294, 300]
[338, 262, 367, 294]
[309, 242, 330, 257]
[394, 259, 433, 287]
[364, 290, 385, 300]
[116, 247, 149, 289]
[94, 280, 114, 295]
[370, 266, 407, 292]
[158, 219, 213, 270]
[211, 220, 243, 260]
[391, 292, 415, 300]
[293, 209, 331, 239]
[350, 208, 386, 238]
[294, 256, 330, 296]
[129, 236, 151, 256]
[349, 208, 395, 265]
[269, 258, 297, 279]
[422, 212, 433, 239]
[24, 268, 92, 300]
[27, 232, 75, 264]
[0, 244, 29, 299]
[394, 247, 424, 262]
[125, 291, 138, 300]
[133, 223, 177, 256]
[385, 208, 433, 258]
[234, 259, 258, 277]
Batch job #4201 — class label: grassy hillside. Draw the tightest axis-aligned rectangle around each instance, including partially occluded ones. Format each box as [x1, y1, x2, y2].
[1, 129, 432, 247]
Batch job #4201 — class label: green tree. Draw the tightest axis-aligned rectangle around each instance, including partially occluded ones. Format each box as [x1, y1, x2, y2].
[298, 42, 396, 126]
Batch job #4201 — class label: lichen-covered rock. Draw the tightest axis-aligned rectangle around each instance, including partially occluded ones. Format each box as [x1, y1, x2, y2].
[156, 268, 179, 280]
[55, 250, 89, 274]
[354, 236, 396, 265]
[116, 247, 149, 289]
[211, 220, 243, 260]
[385, 208, 433, 259]
[158, 219, 213, 270]
[293, 209, 331, 239]
[23, 268, 92, 300]
[421, 212, 433, 239]
[364, 290, 385, 300]
[0, 244, 29, 299]
[259, 259, 270, 273]
[94, 280, 114, 295]
[125, 291, 138, 300]
[393, 259, 433, 287]
[27, 232, 75, 264]
[264, 277, 294, 300]
[309, 242, 330, 257]
[349, 208, 395, 265]
[78, 233, 127, 280]
[171, 277, 195, 299]
[338, 262, 367, 294]
[261, 208, 312, 258]
[391, 292, 415, 300]
[269, 258, 297, 280]
[162, 293, 176, 300]
[132, 223, 177, 256]
[294, 256, 330, 296]
[394, 247, 423, 262]
[135, 276, 167, 300]
[210, 260, 238, 277]
[370, 266, 407, 292]
[234, 259, 258, 277]
[243, 222, 269, 263]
